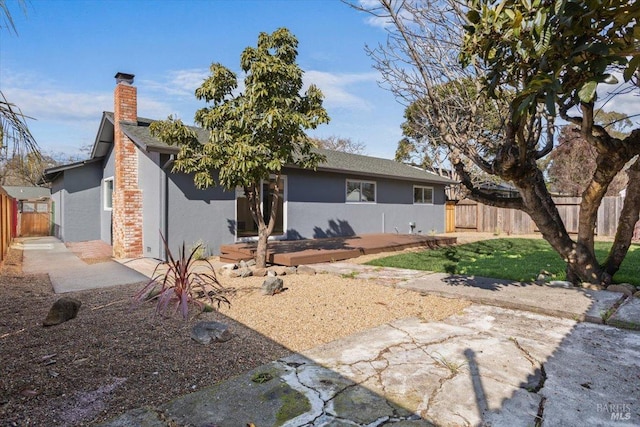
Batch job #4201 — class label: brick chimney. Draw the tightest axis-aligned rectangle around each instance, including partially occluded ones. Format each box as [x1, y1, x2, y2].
[112, 72, 143, 258]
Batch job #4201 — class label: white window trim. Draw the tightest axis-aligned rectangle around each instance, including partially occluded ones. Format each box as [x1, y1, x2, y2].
[345, 179, 377, 204]
[103, 177, 114, 211]
[413, 185, 434, 205]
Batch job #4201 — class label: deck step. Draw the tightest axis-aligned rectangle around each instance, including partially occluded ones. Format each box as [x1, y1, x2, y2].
[218, 234, 458, 267]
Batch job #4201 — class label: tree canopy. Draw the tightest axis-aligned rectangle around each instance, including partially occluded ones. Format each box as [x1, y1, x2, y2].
[353, 0, 640, 285]
[151, 28, 329, 267]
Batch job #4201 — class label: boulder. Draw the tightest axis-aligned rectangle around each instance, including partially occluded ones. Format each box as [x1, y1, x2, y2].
[43, 297, 82, 326]
[270, 266, 287, 276]
[252, 267, 267, 277]
[239, 268, 253, 278]
[191, 321, 232, 345]
[239, 259, 257, 269]
[582, 282, 606, 291]
[285, 266, 297, 275]
[261, 277, 284, 295]
[296, 265, 316, 275]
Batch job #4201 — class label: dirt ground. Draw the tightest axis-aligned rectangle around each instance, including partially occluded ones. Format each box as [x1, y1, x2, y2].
[0, 246, 468, 426]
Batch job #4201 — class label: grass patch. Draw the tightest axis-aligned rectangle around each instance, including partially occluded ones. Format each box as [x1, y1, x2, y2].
[367, 238, 640, 286]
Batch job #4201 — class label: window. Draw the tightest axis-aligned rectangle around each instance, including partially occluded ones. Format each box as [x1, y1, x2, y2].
[414, 186, 433, 204]
[346, 179, 376, 203]
[103, 177, 114, 210]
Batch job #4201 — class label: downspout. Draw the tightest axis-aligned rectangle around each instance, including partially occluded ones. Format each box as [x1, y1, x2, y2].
[160, 155, 174, 261]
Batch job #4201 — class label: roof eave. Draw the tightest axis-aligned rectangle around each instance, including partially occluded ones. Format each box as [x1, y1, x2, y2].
[91, 112, 115, 159]
[40, 158, 103, 184]
[285, 164, 456, 185]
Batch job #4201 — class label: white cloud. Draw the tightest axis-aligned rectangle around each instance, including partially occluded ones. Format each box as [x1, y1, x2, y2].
[139, 68, 210, 98]
[304, 70, 378, 111]
[3, 87, 111, 121]
[139, 68, 380, 114]
[3, 86, 173, 123]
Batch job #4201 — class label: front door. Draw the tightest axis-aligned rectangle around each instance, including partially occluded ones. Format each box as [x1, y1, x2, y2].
[236, 176, 286, 239]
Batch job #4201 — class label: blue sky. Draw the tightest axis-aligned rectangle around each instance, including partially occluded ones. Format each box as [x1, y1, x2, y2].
[1, 0, 405, 159]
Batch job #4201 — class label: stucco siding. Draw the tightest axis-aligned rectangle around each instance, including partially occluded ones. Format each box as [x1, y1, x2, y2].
[138, 150, 163, 258]
[100, 146, 116, 244]
[166, 172, 236, 256]
[50, 178, 64, 240]
[61, 163, 102, 242]
[284, 168, 446, 239]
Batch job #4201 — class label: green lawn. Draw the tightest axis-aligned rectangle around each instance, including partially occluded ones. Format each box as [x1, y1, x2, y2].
[366, 238, 640, 286]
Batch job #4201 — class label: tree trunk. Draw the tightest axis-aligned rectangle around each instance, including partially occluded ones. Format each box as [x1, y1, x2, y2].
[604, 157, 640, 279]
[247, 176, 281, 269]
[255, 224, 269, 269]
[513, 164, 605, 284]
[245, 183, 268, 269]
[576, 150, 628, 258]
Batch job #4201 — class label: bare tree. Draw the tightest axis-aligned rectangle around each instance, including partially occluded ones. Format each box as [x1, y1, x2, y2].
[548, 125, 630, 197]
[350, 0, 640, 285]
[310, 136, 366, 155]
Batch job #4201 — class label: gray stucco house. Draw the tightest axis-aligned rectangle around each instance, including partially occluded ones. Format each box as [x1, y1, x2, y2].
[42, 73, 454, 259]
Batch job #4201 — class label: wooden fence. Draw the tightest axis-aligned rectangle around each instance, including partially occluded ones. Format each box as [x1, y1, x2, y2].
[454, 196, 630, 237]
[0, 189, 16, 263]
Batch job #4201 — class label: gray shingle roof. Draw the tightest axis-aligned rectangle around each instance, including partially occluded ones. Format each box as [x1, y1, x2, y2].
[120, 117, 455, 185]
[310, 148, 455, 184]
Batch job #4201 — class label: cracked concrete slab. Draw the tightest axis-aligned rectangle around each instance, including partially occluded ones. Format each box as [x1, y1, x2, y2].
[540, 322, 640, 426]
[99, 305, 640, 426]
[608, 297, 640, 330]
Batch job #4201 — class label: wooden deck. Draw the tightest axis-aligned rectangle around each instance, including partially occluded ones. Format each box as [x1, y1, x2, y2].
[219, 233, 457, 266]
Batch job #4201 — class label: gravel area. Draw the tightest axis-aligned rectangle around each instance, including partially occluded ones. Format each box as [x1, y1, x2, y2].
[217, 273, 469, 352]
[0, 246, 469, 426]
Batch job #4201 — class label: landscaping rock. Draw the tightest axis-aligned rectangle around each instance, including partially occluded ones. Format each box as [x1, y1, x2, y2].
[43, 297, 82, 326]
[537, 270, 552, 282]
[296, 265, 316, 275]
[191, 321, 232, 345]
[220, 263, 237, 271]
[270, 266, 287, 276]
[252, 268, 267, 277]
[547, 281, 572, 288]
[267, 269, 277, 277]
[582, 282, 606, 291]
[239, 268, 253, 278]
[239, 259, 257, 269]
[607, 284, 635, 297]
[285, 266, 297, 275]
[261, 277, 284, 295]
